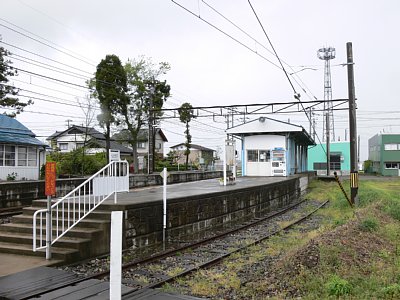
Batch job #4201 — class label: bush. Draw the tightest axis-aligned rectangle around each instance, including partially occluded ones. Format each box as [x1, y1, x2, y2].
[46, 149, 107, 177]
[359, 217, 379, 232]
[325, 275, 352, 296]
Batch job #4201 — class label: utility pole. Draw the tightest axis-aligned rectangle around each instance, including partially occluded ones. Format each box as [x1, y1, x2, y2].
[148, 82, 155, 174]
[347, 42, 358, 205]
[326, 113, 330, 176]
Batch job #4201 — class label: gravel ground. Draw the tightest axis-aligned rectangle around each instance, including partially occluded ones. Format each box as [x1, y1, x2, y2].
[59, 199, 325, 295]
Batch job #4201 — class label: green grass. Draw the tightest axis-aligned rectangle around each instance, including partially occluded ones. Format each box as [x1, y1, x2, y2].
[161, 177, 400, 299]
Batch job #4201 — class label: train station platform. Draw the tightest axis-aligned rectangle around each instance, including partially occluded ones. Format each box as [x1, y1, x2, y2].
[102, 175, 291, 208]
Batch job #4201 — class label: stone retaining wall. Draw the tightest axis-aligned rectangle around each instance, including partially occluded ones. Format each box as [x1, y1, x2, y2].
[124, 174, 314, 249]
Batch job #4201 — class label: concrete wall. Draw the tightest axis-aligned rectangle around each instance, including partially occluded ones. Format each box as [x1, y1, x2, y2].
[0, 171, 223, 209]
[129, 171, 223, 188]
[0, 178, 86, 209]
[123, 174, 314, 249]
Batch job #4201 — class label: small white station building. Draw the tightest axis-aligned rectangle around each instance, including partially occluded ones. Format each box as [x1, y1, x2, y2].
[226, 117, 315, 177]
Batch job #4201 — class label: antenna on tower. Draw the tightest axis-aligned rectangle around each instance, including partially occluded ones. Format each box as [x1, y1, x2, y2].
[317, 46, 336, 142]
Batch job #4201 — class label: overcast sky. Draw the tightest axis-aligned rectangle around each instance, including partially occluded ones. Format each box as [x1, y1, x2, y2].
[1, 0, 399, 161]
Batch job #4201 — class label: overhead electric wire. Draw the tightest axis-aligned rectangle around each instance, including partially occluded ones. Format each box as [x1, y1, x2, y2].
[13, 67, 89, 90]
[10, 55, 90, 81]
[201, 0, 319, 101]
[247, 0, 297, 96]
[3, 41, 129, 90]
[10, 53, 90, 80]
[0, 16, 96, 65]
[0, 40, 93, 76]
[170, 0, 324, 150]
[11, 78, 88, 100]
[0, 21, 94, 67]
[170, 0, 282, 70]
[247, 0, 326, 154]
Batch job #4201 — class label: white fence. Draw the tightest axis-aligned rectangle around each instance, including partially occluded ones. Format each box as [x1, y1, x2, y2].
[33, 160, 129, 253]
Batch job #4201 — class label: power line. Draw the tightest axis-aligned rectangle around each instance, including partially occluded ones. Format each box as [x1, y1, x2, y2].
[247, 0, 297, 96]
[0, 40, 93, 76]
[170, 0, 283, 70]
[13, 67, 90, 90]
[10, 55, 89, 81]
[10, 53, 90, 80]
[0, 21, 95, 67]
[11, 78, 88, 100]
[200, 0, 319, 101]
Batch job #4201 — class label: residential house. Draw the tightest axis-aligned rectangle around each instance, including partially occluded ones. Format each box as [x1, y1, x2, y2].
[368, 133, 400, 176]
[226, 117, 315, 176]
[0, 115, 47, 180]
[170, 143, 215, 167]
[47, 125, 133, 159]
[113, 128, 168, 170]
[308, 141, 350, 176]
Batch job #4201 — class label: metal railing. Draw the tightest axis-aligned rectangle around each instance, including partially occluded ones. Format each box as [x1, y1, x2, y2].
[33, 160, 129, 252]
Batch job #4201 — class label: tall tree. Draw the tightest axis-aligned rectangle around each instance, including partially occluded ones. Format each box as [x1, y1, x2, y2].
[77, 95, 97, 174]
[117, 57, 170, 173]
[0, 43, 32, 116]
[178, 102, 196, 168]
[93, 54, 128, 163]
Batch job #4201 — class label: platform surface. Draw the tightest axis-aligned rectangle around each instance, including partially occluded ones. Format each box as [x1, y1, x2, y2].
[103, 176, 292, 209]
[0, 253, 62, 277]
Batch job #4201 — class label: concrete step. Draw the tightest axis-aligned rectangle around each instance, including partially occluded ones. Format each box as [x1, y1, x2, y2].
[22, 206, 112, 220]
[0, 231, 91, 250]
[0, 241, 80, 262]
[0, 223, 102, 239]
[11, 214, 110, 229]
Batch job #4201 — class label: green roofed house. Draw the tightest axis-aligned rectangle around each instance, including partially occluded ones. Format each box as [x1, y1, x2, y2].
[307, 141, 350, 176]
[368, 133, 400, 176]
[0, 115, 47, 180]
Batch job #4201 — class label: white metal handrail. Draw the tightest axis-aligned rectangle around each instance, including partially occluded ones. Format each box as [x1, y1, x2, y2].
[33, 160, 129, 252]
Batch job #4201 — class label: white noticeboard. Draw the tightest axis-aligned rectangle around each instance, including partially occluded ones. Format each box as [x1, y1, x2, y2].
[109, 149, 120, 162]
[225, 144, 235, 165]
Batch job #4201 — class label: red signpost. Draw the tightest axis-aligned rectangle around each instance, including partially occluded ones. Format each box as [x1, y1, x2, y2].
[45, 162, 56, 196]
[44, 162, 56, 259]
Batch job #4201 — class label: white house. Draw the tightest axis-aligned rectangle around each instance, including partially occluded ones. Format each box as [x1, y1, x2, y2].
[47, 126, 133, 159]
[0, 115, 47, 180]
[170, 143, 215, 167]
[226, 117, 315, 176]
[113, 128, 168, 170]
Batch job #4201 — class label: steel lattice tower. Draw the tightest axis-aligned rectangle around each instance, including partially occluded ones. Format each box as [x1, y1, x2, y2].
[317, 47, 336, 142]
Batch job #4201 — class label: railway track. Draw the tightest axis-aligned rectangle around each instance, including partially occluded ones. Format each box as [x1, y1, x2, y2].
[24, 198, 328, 299]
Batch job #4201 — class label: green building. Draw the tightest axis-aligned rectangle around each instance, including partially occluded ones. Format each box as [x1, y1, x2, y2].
[368, 133, 400, 176]
[307, 142, 350, 176]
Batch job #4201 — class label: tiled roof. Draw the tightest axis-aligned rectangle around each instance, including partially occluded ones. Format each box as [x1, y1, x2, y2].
[0, 115, 46, 146]
[170, 143, 214, 152]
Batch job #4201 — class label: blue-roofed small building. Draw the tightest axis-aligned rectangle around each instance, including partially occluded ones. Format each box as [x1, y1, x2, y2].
[226, 117, 315, 176]
[0, 115, 47, 180]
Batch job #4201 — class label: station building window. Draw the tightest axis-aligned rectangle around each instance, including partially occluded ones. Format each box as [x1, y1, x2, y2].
[247, 149, 270, 162]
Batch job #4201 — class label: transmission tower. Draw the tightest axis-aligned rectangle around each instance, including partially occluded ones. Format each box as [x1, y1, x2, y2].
[317, 46, 336, 142]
